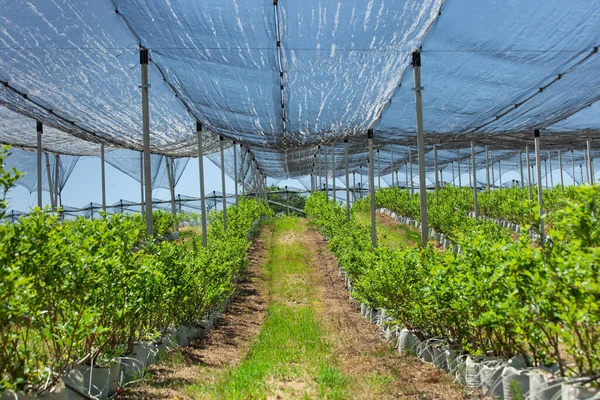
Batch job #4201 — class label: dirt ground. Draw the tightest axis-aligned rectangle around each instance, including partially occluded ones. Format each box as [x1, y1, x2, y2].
[121, 225, 271, 399]
[305, 222, 464, 399]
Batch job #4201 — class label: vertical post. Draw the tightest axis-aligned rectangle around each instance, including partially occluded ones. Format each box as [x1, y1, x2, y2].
[285, 185, 290, 215]
[468, 149, 472, 187]
[471, 142, 478, 219]
[377, 149, 381, 189]
[558, 150, 564, 191]
[360, 166, 364, 199]
[544, 159, 548, 188]
[233, 141, 239, 205]
[197, 122, 207, 247]
[587, 140, 594, 184]
[490, 150, 495, 189]
[45, 153, 55, 211]
[100, 144, 106, 212]
[332, 143, 336, 202]
[526, 146, 532, 201]
[219, 136, 227, 231]
[140, 48, 153, 237]
[324, 147, 329, 202]
[390, 144, 394, 188]
[317, 146, 322, 190]
[412, 51, 428, 247]
[36, 121, 43, 208]
[519, 150, 524, 188]
[140, 151, 144, 218]
[352, 172, 356, 202]
[548, 150, 554, 187]
[408, 146, 413, 195]
[498, 160, 502, 188]
[345, 139, 350, 221]
[166, 157, 177, 230]
[457, 149, 462, 187]
[433, 144, 439, 195]
[54, 155, 60, 209]
[485, 145, 490, 192]
[534, 129, 544, 242]
[368, 130, 376, 247]
[452, 161, 455, 186]
[583, 150, 588, 184]
[580, 165, 584, 186]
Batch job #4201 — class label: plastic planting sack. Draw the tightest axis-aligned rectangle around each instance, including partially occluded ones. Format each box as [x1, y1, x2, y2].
[528, 367, 563, 400]
[479, 358, 506, 399]
[561, 378, 600, 400]
[397, 328, 420, 355]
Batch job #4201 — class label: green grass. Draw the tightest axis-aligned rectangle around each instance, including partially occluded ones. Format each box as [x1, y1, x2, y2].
[188, 217, 348, 399]
[354, 212, 420, 250]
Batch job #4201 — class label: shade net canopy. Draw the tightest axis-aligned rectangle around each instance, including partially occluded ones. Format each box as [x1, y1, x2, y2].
[0, 0, 599, 181]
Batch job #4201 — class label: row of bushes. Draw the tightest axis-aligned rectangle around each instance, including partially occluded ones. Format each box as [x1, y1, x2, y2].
[306, 189, 600, 382]
[0, 164, 272, 394]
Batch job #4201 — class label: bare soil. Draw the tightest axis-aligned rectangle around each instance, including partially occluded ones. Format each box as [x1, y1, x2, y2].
[121, 225, 271, 399]
[305, 222, 465, 399]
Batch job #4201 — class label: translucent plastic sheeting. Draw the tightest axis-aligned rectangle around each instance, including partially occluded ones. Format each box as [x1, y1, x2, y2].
[0, 0, 221, 156]
[104, 149, 189, 189]
[0, 107, 111, 156]
[5, 147, 79, 194]
[1, 0, 600, 181]
[376, 0, 600, 141]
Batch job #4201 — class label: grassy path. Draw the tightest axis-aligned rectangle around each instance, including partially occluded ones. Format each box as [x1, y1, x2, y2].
[354, 211, 421, 249]
[124, 216, 462, 399]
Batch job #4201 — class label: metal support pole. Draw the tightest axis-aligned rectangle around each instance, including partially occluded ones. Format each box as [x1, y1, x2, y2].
[433, 144, 439, 195]
[140, 48, 153, 237]
[490, 150, 495, 189]
[548, 151, 554, 187]
[498, 160, 502, 188]
[519, 151, 524, 189]
[587, 140, 594, 184]
[558, 150, 564, 191]
[412, 51, 428, 247]
[404, 160, 408, 190]
[219, 136, 227, 231]
[360, 166, 364, 199]
[452, 161, 455, 186]
[408, 146, 414, 195]
[54, 154, 60, 208]
[332, 143, 336, 202]
[285, 185, 290, 215]
[233, 142, 239, 205]
[317, 146, 322, 190]
[352, 171, 356, 202]
[534, 129, 544, 242]
[468, 149, 472, 187]
[485, 145, 490, 192]
[580, 165, 584, 186]
[166, 157, 177, 230]
[36, 121, 43, 208]
[368, 130, 376, 247]
[377, 149, 381, 189]
[324, 147, 329, 203]
[471, 142, 478, 219]
[45, 153, 55, 210]
[584, 150, 588, 184]
[140, 152, 144, 219]
[101, 144, 106, 212]
[197, 122, 207, 247]
[345, 139, 350, 221]
[544, 159, 548, 188]
[457, 149, 462, 187]
[526, 146, 532, 201]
